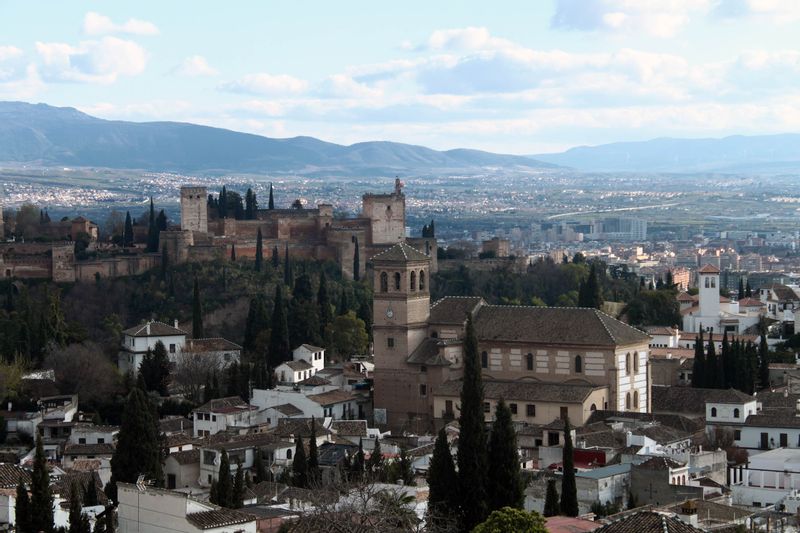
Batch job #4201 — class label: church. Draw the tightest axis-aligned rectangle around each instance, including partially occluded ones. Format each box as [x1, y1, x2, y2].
[681, 264, 762, 335]
[370, 241, 652, 434]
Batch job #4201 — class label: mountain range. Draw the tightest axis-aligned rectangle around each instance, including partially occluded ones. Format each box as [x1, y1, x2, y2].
[533, 134, 800, 173]
[0, 101, 552, 175]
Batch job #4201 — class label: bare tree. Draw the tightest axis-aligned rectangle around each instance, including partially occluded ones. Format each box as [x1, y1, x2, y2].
[173, 353, 221, 403]
[44, 341, 123, 403]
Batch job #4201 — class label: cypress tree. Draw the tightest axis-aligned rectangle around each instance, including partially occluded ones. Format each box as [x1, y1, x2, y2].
[721, 330, 732, 389]
[284, 243, 292, 287]
[543, 479, 560, 517]
[219, 186, 228, 218]
[192, 278, 204, 339]
[366, 437, 384, 480]
[426, 428, 459, 527]
[292, 437, 308, 488]
[15, 477, 31, 533]
[560, 417, 579, 517]
[398, 446, 414, 486]
[268, 182, 275, 210]
[151, 341, 171, 396]
[233, 463, 244, 509]
[758, 319, 770, 389]
[230, 243, 236, 262]
[253, 451, 267, 484]
[84, 477, 99, 506]
[457, 314, 488, 532]
[692, 328, 705, 388]
[123, 211, 133, 248]
[109, 388, 163, 502]
[243, 295, 269, 356]
[487, 399, 524, 512]
[308, 418, 320, 485]
[269, 285, 290, 367]
[745, 281, 752, 297]
[271, 245, 280, 268]
[216, 450, 233, 508]
[350, 438, 365, 482]
[146, 197, 158, 252]
[209, 480, 219, 505]
[353, 236, 360, 281]
[747, 341, 759, 394]
[738, 278, 745, 300]
[706, 330, 718, 389]
[160, 244, 170, 281]
[255, 228, 263, 272]
[156, 209, 168, 231]
[68, 481, 91, 533]
[30, 435, 54, 533]
[318, 271, 333, 339]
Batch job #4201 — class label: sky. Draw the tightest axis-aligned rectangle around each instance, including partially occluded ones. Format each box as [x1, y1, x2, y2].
[2, 0, 800, 154]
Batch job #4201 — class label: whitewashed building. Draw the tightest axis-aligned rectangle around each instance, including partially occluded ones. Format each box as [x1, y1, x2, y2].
[117, 320, 186, 375]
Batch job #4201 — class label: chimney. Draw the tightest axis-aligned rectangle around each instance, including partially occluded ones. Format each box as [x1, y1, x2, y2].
[795, 399, 800, 417]
[146, 322, 151, 335]
[174, 319, 179, 329]
[7, 401, 11, 412]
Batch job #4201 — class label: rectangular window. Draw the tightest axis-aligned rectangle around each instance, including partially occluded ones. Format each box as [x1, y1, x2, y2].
[212, 415, 217, 422]
[509, 403, 518, 415]
[203, 451, 216, 465]
[445, 400, 453, 415]
[97, 438, 105, 444]
[526, 404, 536, 417]
[78, 438, 86, 444]
[170, 344, 176, 353]
[548, 431, 560, 446]
[387, 338, 395, 348]
[560, 406, 569, 420]
[419, 384, 427, 397]
[483, 402, 490, 413]
[734, 430, 741, 440]
[781, 433, 788, 447]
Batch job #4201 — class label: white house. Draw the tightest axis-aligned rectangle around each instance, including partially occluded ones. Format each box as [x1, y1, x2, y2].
[117, 483, 257, 532]
[198, 435, 294, 487]
[182, 338, 242, 368]
[275, 360, 316, 384]
[68, 423, 118, 446]
[736, 406, 800, 453]
[293, 344, 325, 373]
[682, 264, 763, 334]
[164, 449, 201, 491]
[705, 389, 758, 426]
[191, 396, 259, 438]
[730, 447, 800, 508]
[118, 320, 187, 375]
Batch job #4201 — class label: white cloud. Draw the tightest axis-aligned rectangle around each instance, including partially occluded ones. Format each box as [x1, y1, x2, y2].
[0, 46, 23, 62]
[551, 0, 715, 37]
[0, 64, 44, 99]
[714, 0, 800, 23]
[176, 55, 218, 77]
[36, 37, 148, 84]
[218, 73, 308, 95]
[83, 12, 159, 36]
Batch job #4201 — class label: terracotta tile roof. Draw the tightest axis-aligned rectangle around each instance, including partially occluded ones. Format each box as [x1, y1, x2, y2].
[645, 326, 678, 336]
[54, 471, 108, 505]
[272, 404, 304, 416]
[737, 298, 764, 307]
[168, 449, 200, 465]
[184, 338, 242, 352]
[698, 264, 720, 274]
[652, 387, 754, 414]
[765, 284, 799, 302]
[306, 390, 355, 406]
[274, 418, 332, 438]
[596, 511, 704, 533]
[159, 417, 193, 434]
[546, 516, 600, 533]
[436, 379, 603, 403]
[185, 508, 253, 529]
[406, 338, 455, 366]
[279, 360, 314, 371]
[122, 320, 186, 337]
[297, 343, 324, 352]
[330, 420, 368, 437]
[585, 410, 705, 435]
[429, 296, 485, 325]
[0, 463, 29, 488]
[297, 375, 331, 386]
[194, 396, 251, 413]
[473, 306, 650, 347]
[676, 292, 697, 302]
[68, 460, 102, 472]
[371, 241, 430, 263]
[745, 411, 800, 429]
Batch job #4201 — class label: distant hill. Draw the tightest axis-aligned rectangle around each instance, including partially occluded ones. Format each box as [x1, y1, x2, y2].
[0, 101, 555, 174]
[532, 134, 800, 173]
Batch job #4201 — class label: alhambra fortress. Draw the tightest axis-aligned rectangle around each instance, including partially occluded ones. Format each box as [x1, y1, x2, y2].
[0, 179, 438, 282]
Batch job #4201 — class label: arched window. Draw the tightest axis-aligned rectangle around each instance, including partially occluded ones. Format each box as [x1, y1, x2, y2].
[286, 449, 292, 460]
[590, 403, 597, 411]
[575, 355, 582, 373]
[711, 407, 717, 417]
[394, 272, 401, 290]
[633, 391, 639, 410]
[431, 331, 438, 339]
[711, 277, 716, 288]
[481, 351, 488, 369]
[419, 270, 426, 290]
[633, 352, 639, 373]
[526, 353, 534, 371]
[705, 277, 710, 288]
[733, 408, 740, 418]
[410, 271, 416, 291]
[625, 392, 631, 410]
[626, 353, 631, 375]
[380, 272, 388, 293]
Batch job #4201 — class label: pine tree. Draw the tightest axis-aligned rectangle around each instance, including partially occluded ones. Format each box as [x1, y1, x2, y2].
[192, 278, 204, 339]
[146, 197, 159, 253]
[353, 236, 360, 281]
[268, 182, 275, 209]
[123, 211, 134, 248]
[15, 477, 31, 533]
[758, 319, 770, 389]
[692, 328, 705, 388]
[230, 243, 236, 262]
[30, 435, 54, 533]
[308, 418, 320, 485]
[269, 285, 290, 367]
[216, 450, 233, 508]
[543, 479, 560, 517]
[292, 437, 308, 488]
[109, 388, 163, 502]
[457, 314, 489, 532]
[560, 417, 579, 517]
[487, 399, 524, 512]
[255, 228, 263, 272]
[426, 428, 459, 527]
[706, 330, 718, 390]
[233, 463, 244, 509]
[271, 245, 280, 268]
[318, 271, 333, 339]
